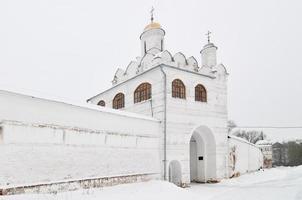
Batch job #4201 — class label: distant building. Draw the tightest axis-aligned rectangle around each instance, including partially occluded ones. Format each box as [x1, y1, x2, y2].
[256, 140, 273, 168]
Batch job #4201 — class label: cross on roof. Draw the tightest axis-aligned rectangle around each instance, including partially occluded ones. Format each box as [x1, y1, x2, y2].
[206, 31, 212, 43]
[150, 7, 154, 22]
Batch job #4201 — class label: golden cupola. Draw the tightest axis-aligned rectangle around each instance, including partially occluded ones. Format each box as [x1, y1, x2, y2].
[143, 22, 162, 32]
[140, 8, 165, 56]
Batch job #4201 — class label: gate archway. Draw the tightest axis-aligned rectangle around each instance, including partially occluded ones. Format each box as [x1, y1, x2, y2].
[189, 126, 216, 183]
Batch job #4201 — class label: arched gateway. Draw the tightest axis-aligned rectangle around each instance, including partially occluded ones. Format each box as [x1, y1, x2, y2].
[189, 126, 216, 183]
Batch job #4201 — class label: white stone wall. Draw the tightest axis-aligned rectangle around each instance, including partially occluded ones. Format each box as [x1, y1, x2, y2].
[164, 66, 228, 183]
[89, 68, 164, 119]
[228, 136, 263, 176]
[89, 68, 166, 177]
[0, 90, 161, 186]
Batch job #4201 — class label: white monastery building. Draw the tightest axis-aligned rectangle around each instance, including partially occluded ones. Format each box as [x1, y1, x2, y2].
[0, 14, 264, 195]
[87, 19, 228, 185]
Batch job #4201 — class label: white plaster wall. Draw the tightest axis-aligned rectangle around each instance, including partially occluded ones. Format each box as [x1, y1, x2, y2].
[88, 68, 166, 178]
[140, 29, 165, 56]
[201, 45, 217, 67]
[0, 91, 161, 186]
[163, 66, 228, 184]
[0, 142, 160, 187]
[89, 68, 164, 119]
[228, 136, 263, 176]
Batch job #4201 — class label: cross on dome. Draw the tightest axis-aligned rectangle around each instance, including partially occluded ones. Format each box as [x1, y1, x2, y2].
[143, 7, 162, 32]
[206, 31, 212, 43]
[150, 6, 154, 23]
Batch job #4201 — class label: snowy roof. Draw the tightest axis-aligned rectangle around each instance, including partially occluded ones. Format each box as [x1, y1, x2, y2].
[228, 135, 248, 143]
[228, 135, 258, 147]
[0, 88, 159, 122]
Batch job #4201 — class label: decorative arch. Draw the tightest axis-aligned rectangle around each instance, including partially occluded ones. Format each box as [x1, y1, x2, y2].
[169, 160, 182, 186]
[112, 93, 125, 109]
[213, 64, 228, 81]
[215, 64, 228, 74]
[187, 56, 199, 71]
[113, 68, 125, 79]
[125, 61, 139, 77]
[97, 100, 105, 107]
[160, 50, 173, 62]
[187, 56, 198, 66]
[173, 52, 187, 67]
[195, 84, 207, 102]
[140, 53, 155, 71]
[134, 82, 152, 103]
[172, 79, 186, 99]
[189, 125, 216, 182]
[112, 68, 125, 85]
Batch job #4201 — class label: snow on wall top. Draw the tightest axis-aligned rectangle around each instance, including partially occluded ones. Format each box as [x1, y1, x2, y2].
[228, 135, 259, 148]
[256, 140, 272, 146]
[0, 89, 159, 122]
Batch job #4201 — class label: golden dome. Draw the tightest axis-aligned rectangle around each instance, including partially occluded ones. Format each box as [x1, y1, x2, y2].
[143, 22, 161, 31]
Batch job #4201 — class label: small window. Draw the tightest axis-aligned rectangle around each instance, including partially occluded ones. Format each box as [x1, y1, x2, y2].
[112, 93, 125, 109]
[172, 79, 186, 99]
[161, 39, 163, 51]
[195, 84, 207, 102]
[134, 83, 152, 103]
[97, 100, 105, 107]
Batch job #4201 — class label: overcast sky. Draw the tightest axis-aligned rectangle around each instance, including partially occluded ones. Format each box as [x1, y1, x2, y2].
[1, 0, 302, 141]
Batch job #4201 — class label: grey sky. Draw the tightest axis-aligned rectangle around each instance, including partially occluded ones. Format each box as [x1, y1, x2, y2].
[1, 0, 302, 141]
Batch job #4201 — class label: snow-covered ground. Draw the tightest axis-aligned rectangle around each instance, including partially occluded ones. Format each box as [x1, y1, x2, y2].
[2, 166, 302, 200]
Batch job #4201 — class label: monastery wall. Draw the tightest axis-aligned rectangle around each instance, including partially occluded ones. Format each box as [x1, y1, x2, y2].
[88, 67, 166, 178]
[0, 90, 161, 188]
[228, 136, 263, 177]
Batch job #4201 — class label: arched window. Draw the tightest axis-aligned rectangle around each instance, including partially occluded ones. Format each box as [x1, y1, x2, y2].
[172, 79, 186, 99]
[112, 93, 125, 109]
[97, 100, 106, 107]
[195, 84, 207, 102]
[134, 82, 152, 103]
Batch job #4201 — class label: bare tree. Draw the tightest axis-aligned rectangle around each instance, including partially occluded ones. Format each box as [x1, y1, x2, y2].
[233, 130, 266, 144]
[227, 120, 237, 133]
